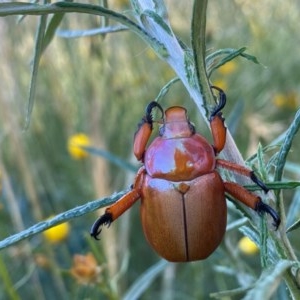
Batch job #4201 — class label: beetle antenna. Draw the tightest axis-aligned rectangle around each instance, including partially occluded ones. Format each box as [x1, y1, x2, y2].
[255, 200, 281, 230]
[90, 213, 113, 240]
[210, 86, 226, 118]
[145, 101, 164, 124]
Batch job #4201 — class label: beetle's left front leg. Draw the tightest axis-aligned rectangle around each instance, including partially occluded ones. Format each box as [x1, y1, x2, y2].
[90, 167, 146, 239]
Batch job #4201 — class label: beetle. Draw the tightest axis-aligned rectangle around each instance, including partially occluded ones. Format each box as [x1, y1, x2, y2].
[91, 86, 280, 262]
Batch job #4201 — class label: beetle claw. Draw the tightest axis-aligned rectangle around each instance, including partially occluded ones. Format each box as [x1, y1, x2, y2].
[145, 101, 164, 124]
[210, 86, 227, 118]
[255, 200, 281, 230]
[250, 171, 269, 194]
[90, 213, 113, 239]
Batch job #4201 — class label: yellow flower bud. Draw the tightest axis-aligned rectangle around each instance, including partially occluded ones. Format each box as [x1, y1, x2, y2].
[238, 236, 259, 255]
[273, 92, 298, 110]
[67, 133, 91, 160]
[43, 217, 70, 244]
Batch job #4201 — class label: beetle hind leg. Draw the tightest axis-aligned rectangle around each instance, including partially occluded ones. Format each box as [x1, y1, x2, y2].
[255, 200, 280, 229]
[224, 182, 280, 230]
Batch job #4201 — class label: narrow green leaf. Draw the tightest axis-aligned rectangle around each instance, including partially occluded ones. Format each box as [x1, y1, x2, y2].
[0, 2, 168, 57]
[286, 189, 300, 229]
[191, 0, 211, 116]
[130, 0, 142, 15]
[226, 217, 248, 231]
[274, 108, 300, 182]
[25, 14, 47, 128]
[184, 50, 198, 88]
[274, 108, 300, 218]
[286, 217, 300, 233]
[154, 77, 180, 103]
[57, 25, 127, 38]
[240, 51, 261, 64]
[210, 286, 251, 299]
[206, 47, 246, 76]
[206, 47, 262, 77]
[151, 0, 168, 18]
[42, 12, 65, 53]
[244, 181, 300, 191]
[239, 226, 260, 245]
[244, 260, 296, 300]
[260, 215, 269, 268]
[0, 252, 21, 300]
[256, 143, 268, 180]
[82, 146, 138, 173]
[0, 2, 36, 10]
[123, 260, 168, 300]
[141, 9, 172, 35]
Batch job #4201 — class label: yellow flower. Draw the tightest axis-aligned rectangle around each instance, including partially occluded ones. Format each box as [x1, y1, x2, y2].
[218, 60, 238, 75]
[67, 133, 91, 160]
[43, 217, 70, 244]
[238, 236, 259, 255]
[70, 253, 104, 285]
[273, 92, 298, 110]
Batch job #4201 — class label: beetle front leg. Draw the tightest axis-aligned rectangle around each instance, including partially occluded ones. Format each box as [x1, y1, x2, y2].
[210, 86, 227, 154]
[133, 102, 164, 161]
[90, 167, 146, 239]
[224, 182, 280, 229]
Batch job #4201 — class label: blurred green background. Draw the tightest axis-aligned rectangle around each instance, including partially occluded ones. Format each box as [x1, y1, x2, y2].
[0, 0, 299, 299]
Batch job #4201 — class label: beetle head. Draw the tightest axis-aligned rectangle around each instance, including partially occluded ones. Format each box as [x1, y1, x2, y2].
[160, 106, 195, 138]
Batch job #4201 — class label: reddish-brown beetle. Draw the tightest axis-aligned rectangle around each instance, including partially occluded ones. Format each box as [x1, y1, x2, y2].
[91, 87, 280, 262]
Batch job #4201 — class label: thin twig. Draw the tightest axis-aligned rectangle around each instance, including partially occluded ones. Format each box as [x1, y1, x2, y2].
[0, 190, 127, 250]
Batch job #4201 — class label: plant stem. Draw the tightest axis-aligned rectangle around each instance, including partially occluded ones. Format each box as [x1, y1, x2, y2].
[0, 190, 127, 249]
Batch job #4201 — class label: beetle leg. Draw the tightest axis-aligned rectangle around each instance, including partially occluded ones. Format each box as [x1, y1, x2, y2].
[216, 159, 269, 193]
[224, 182, 280, 229]
[90, 167, 146, 239]
[210, 86, 227, 154]
[133, 102, 164, 161]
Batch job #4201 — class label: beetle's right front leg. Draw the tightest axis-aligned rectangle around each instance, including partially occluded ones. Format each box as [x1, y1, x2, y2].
[210, 86, 227, 154]
[90, 167, 146, 239]
[133, 101, 164, 161]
